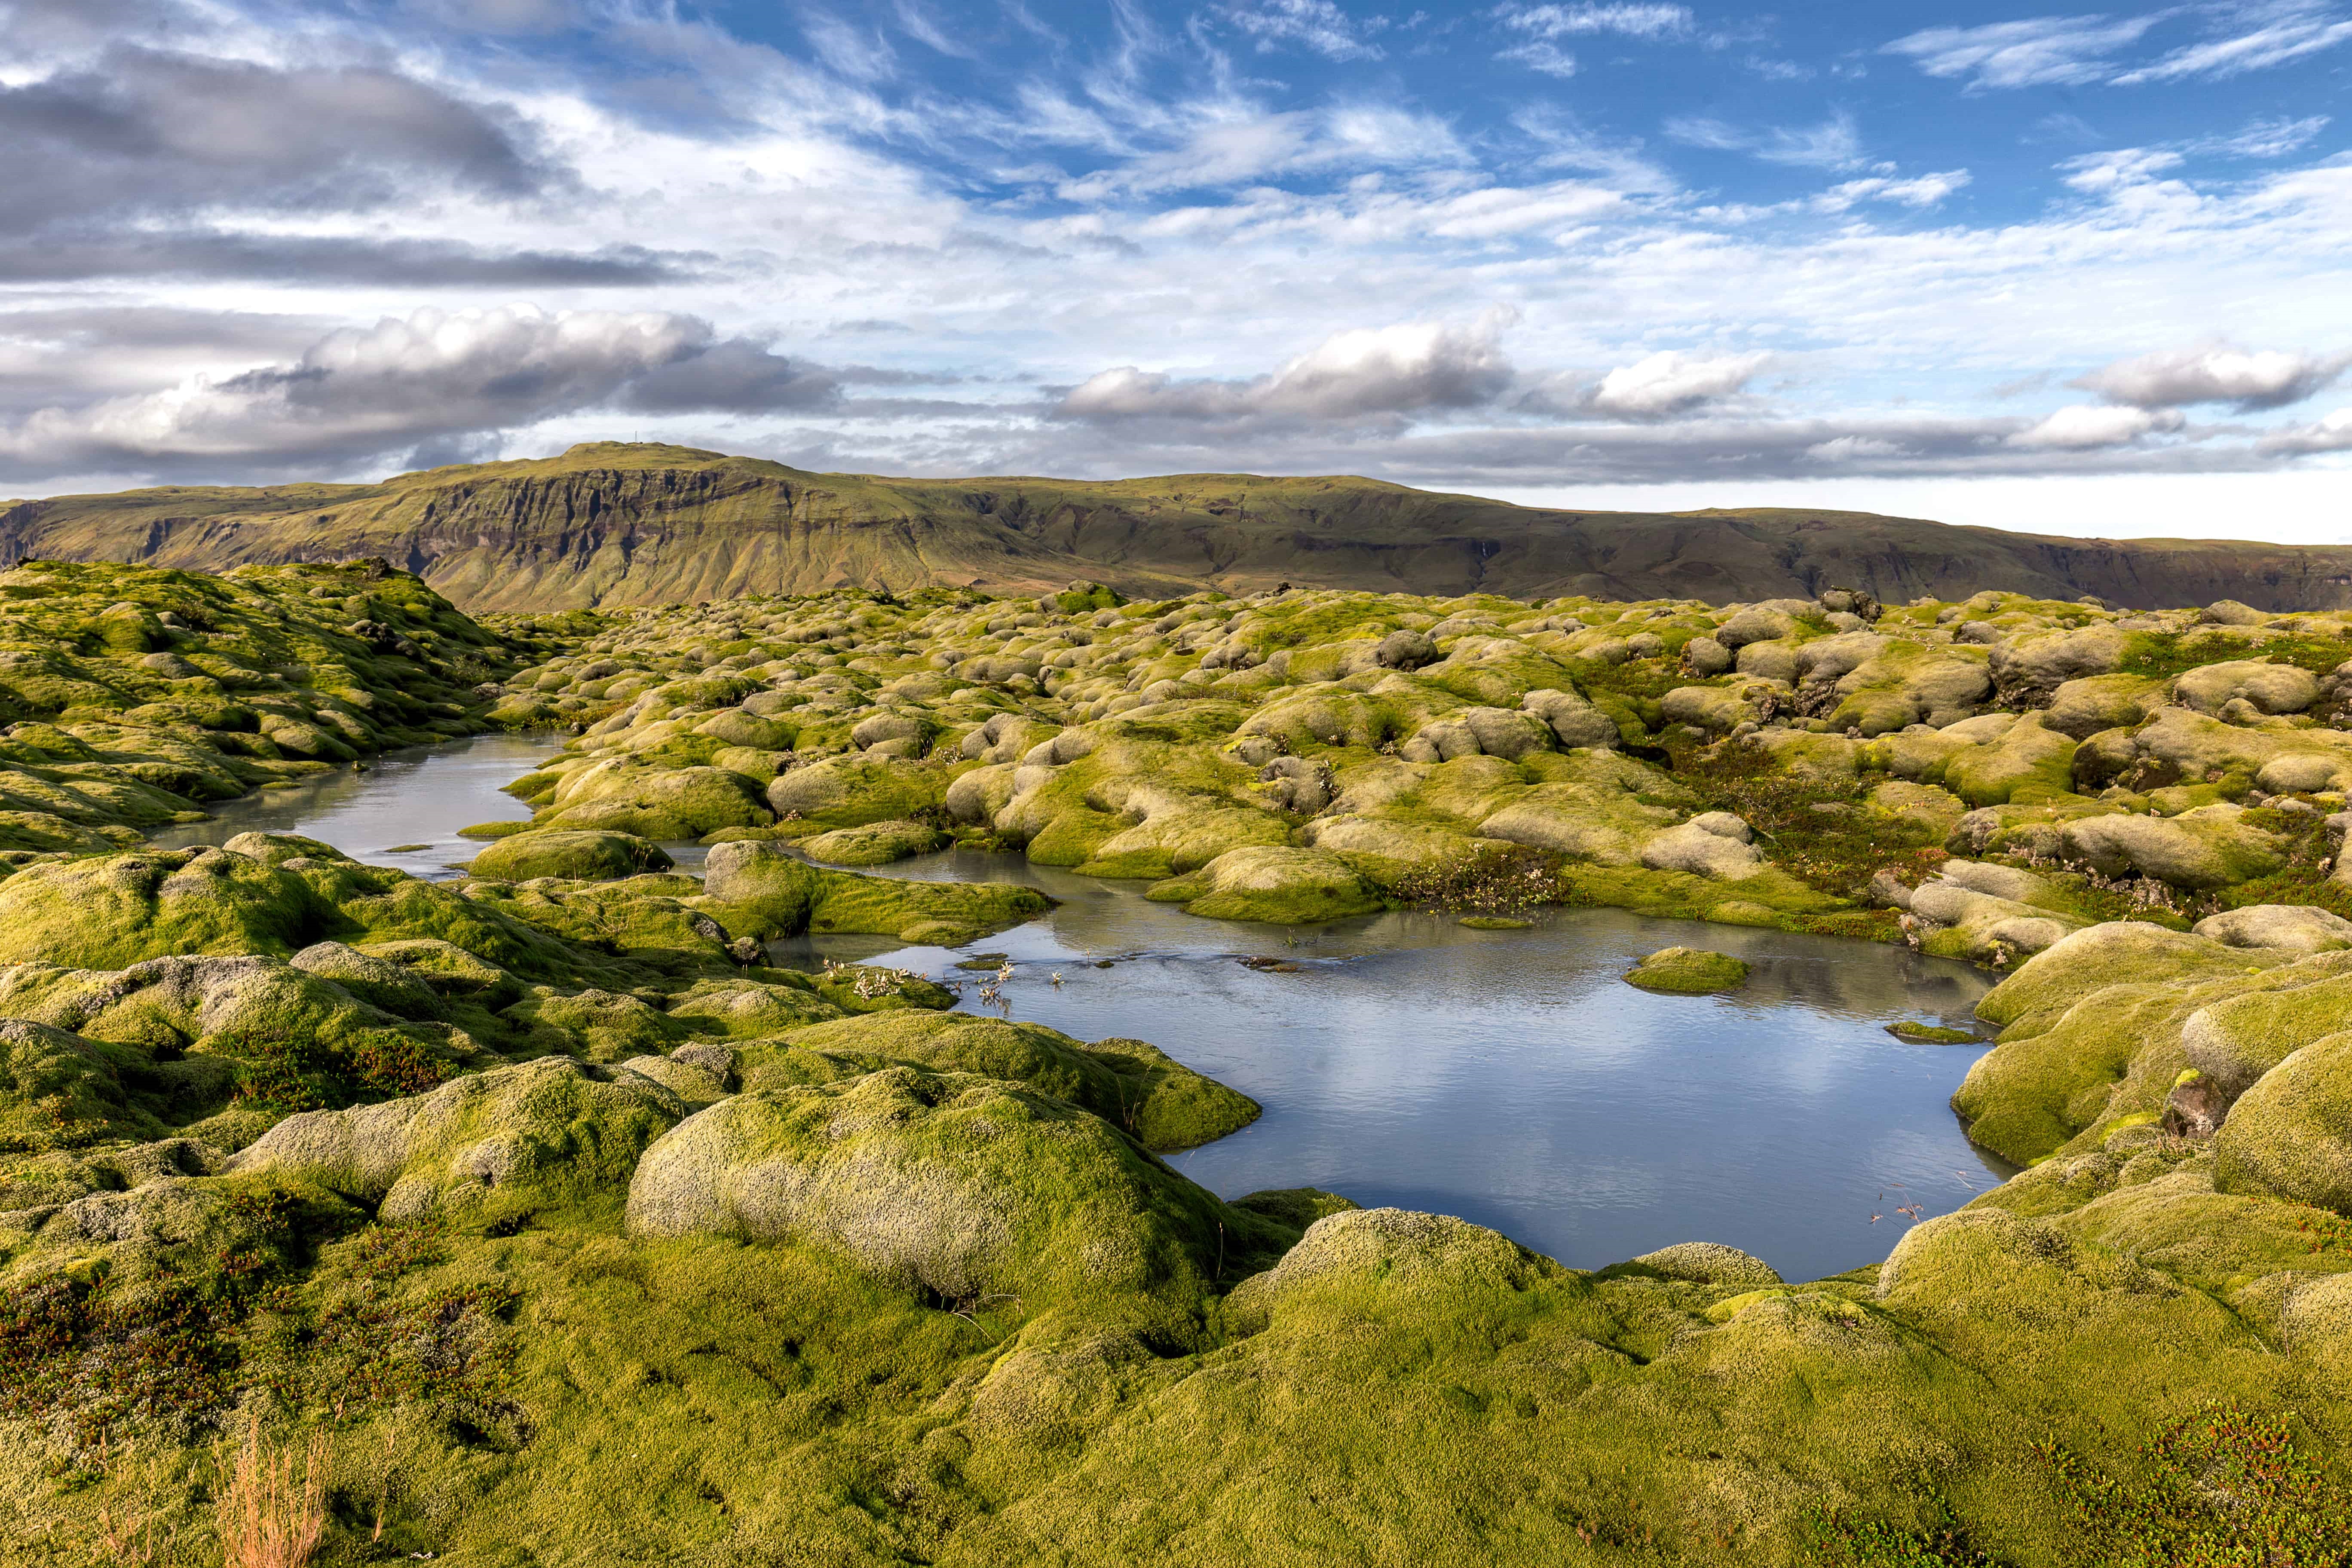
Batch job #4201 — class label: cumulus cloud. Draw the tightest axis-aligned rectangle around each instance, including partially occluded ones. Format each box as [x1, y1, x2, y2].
[2072, 342, 2350, 410]
[1883, 13, 2167, 89]
[1587, 350, 1771, 417]
[2008, 403, 2186, 449]
[0, 307, 842, 478]
[0, 0, 193, 52]
[1058, 314, 1516, 424]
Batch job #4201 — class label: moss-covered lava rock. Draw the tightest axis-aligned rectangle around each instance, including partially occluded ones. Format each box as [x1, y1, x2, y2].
[1624, 946, 1752, 994]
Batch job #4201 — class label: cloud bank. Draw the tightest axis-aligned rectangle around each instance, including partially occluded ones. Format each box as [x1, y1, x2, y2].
[0, 0, 2343, 508]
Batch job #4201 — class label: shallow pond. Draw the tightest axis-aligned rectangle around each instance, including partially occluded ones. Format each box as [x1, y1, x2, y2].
[160, 737, 2012, 1282]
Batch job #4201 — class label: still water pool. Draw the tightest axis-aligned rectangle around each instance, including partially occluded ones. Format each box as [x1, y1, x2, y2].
[159, 736, 2012, 1281]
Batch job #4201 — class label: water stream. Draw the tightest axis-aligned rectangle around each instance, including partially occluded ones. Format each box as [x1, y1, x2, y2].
[159, 736, 2012, 1281]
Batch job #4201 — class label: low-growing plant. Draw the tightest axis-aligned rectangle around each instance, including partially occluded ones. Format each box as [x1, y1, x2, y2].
[1384, 842, 1567, 917]
[2035, 1403, 2352, 1565]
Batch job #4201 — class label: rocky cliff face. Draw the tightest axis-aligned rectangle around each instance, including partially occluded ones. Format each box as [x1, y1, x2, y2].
[5, 440, 2350, 612]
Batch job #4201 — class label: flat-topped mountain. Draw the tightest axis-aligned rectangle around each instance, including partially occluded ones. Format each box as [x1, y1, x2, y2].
[3, 440, 2346, 612]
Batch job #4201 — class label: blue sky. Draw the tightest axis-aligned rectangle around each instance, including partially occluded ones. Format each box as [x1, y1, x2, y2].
[0, 0, 2347, 538]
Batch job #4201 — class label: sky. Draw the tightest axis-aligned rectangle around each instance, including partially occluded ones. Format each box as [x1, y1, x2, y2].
[0, 0, 2348, 542]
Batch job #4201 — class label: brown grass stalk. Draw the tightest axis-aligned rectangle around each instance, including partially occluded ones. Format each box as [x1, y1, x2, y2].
[214, 1420, 329, 1568]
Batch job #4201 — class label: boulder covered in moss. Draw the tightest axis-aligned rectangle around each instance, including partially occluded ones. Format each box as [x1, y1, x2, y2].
[799, 818, 948, 866]
[0, 1017, 168, 1152]
[538, 760, 771, 839]
[470, 828, 674, 882]
[624, 1066, 1245, 1305]
[1223, 1207, 1560, 1333]
[2193, 904, 2352, 954]
[757, 1011, 1259, 1152]
[1144, 845, 1384, 925]
[230, 1055, 685, 1222]
[1624, 946, 1751, 994]
[766, 754, 946, 831]
[2283, 1271, 2352, 1378]
[701, 839, 1052, 945]
[699, 839, 822, 934]
[1625, 1240, 1783, 1287]
[2212, 1029, 2352, 1213]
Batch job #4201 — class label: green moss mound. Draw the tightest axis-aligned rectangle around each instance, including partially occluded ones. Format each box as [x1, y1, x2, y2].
[469, 827, 674, 882]
[1623, 946, 1752, 994]
[623, 1067, 1272, 1307]
[754, 1012, 1260, 1152]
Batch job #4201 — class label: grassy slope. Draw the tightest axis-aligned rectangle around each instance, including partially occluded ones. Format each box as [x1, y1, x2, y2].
[9, 443, 2352, 612]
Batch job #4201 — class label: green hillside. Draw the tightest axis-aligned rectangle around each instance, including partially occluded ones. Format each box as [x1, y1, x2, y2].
[5, 441, 2349, 612]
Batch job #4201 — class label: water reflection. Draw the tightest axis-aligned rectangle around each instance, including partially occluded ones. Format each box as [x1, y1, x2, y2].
[153, 733, 570, 880]
[157, 745, 2012, 1281]
[778, 847, 2012, 1282]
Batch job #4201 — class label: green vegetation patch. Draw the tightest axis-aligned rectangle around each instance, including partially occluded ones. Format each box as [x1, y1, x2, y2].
[1624, 946, 1752, 994]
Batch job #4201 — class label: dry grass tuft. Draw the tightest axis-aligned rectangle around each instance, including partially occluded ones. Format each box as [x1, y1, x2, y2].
[214, 1420, 328, 1568]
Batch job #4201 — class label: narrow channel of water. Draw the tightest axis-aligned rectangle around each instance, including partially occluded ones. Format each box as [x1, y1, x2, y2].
[153, 733, 571, 880]
[156, 737, 2012, 1281]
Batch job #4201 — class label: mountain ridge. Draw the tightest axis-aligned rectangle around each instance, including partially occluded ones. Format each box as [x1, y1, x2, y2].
[0, 440, 2344, 612]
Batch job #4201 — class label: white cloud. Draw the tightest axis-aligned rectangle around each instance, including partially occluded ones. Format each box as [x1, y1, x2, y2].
[2258, 406, 2352, 453]
[1814, 170, 1972, 211]
[1666, 112, 1867, 170]
[1057, 106, 1462, 199]
[1588, 350, 1770, 417]
[2059, 147, 2185, 194]
[1510, 110, 1677, 191]
[1806, 435, 1906, 462]
[1883, 13, 2165, 89]
[2073, 341, 2349, 408]
[2188, 114, 2332, 157]
[1224, 0, 1386, 61]
[1059, 313, 1517, 423]
[2116, 0, 2352, 81]
[0, 306, 838, 474]
[1498, 41, 1579, 75]
[1498, 3, 1696, 41]
[2008, 403, 2186, 449]
[799, 12, 897, 84]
